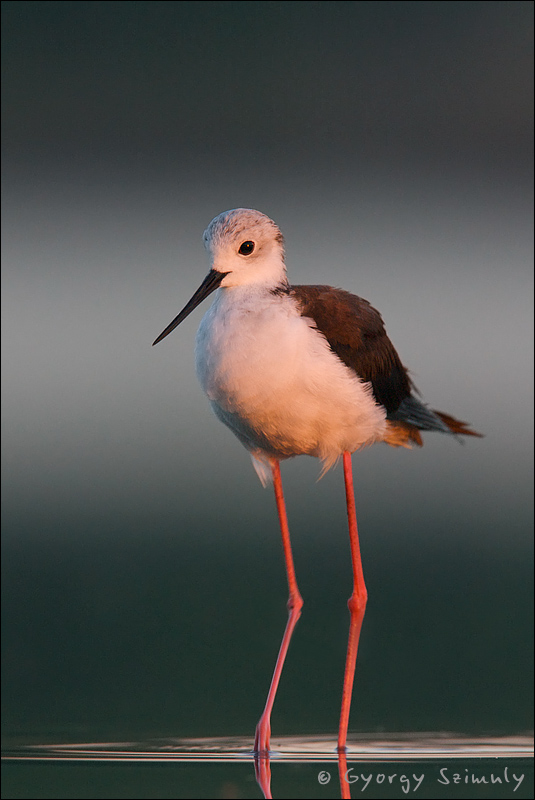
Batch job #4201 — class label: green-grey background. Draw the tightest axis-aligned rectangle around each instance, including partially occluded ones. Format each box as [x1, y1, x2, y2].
[2, 0, 533, 765]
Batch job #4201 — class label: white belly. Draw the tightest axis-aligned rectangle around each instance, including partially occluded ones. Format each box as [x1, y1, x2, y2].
[195, 287, 386, 475]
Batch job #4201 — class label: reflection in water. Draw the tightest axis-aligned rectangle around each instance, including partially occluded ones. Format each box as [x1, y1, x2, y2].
[255, 748, 361, 799]
[338, 749, 350, 799]
[254, 753, 272, 799]
[3, 732, 532, 762]
[4, 734, 533, 800]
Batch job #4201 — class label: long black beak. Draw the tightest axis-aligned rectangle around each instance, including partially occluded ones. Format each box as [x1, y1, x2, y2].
[152, 269, 228, 346]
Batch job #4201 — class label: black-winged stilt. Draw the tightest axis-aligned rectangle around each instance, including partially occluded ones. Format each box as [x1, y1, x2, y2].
[153, 207, 481, 759]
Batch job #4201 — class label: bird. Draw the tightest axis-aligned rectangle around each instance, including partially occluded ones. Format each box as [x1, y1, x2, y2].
[152, 207, 481, 760]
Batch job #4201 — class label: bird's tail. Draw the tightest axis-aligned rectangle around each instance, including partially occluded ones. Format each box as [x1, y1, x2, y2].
[432, 410, 483, 438]
[383, 395, 483, 448]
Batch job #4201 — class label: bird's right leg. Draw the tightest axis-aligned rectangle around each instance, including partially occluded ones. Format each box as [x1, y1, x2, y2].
[337, 452, 368, 797]
[254, 460, 304, 756]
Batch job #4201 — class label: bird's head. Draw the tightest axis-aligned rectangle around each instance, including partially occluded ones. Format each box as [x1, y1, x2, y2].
[203, 208, 286, 288]
[153, 209, 286, 346]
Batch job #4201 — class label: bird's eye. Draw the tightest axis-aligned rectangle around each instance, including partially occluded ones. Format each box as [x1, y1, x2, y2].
[238, 241, 255, 256]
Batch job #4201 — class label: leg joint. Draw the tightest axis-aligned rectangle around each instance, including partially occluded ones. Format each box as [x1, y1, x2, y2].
[347, 591, 367, 614]
[287, 592, 304, 613]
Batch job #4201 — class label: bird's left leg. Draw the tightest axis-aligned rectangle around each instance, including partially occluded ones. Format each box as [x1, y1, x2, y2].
[254, 460, 304, 755]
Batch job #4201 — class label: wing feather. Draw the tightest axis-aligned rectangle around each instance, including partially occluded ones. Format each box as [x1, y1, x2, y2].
[290, 284, 411, 413]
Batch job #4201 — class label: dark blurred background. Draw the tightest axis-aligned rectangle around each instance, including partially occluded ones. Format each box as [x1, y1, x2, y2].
[2, 0, 533, 749]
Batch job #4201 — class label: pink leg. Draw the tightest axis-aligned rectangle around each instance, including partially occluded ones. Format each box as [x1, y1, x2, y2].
[338, 452, 368, 758]
[254, 460, 304, 755]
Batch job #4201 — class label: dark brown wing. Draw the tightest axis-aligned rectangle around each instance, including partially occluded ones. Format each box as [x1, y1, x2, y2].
[290, 284, 411, 413]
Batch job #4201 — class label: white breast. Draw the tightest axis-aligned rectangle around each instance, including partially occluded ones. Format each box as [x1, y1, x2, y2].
[195, 287, 387, 478]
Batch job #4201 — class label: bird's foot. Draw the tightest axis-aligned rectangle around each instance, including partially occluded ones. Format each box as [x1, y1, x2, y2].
[254, 713, 271, 756]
